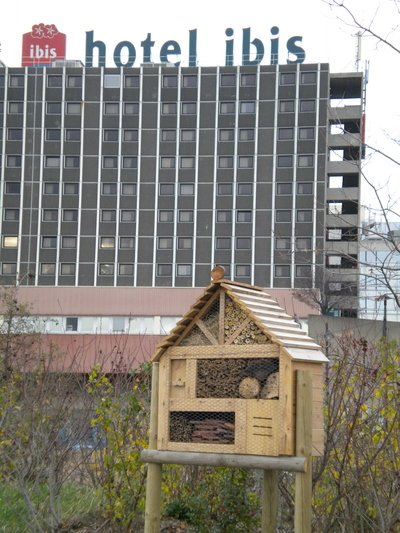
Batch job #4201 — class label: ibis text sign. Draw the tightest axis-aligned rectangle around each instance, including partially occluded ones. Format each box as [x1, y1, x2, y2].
[85, 27, 306, 67]
[22, 24, 66, 67]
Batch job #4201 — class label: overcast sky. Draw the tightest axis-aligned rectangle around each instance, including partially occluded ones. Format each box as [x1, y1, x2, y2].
[1, 0, 399, 216]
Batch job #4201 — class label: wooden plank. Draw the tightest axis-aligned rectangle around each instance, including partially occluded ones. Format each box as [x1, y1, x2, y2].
[197, 319, 218, 345]
[225, 316, 252, 345]
[170, 359, 186, 399]
[218, 291, 225, 345]
[169, 398, 237, 411]
[165, 345, 279, 356]
[281, 353, 295, 455]
[262, 470, 278, 533]
[158, 359, 169, 449]
[144, 363, 162, 533]
[141, 449, 307, 472]
[294, 370, 313, 533]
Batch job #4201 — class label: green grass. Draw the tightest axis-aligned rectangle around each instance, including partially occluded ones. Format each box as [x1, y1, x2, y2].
[0, 483, 102, 532]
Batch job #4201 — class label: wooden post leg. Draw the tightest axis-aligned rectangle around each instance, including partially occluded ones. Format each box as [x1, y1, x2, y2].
[261, 469, 278, 533]
[294, 370, 313, 533]
[144, 363, 163, 533]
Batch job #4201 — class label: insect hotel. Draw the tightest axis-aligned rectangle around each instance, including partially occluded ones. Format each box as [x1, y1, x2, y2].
[151, 267, 328, 458]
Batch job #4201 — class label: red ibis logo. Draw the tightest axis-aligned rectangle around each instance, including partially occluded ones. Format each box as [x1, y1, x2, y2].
[22, 24, 66, 67]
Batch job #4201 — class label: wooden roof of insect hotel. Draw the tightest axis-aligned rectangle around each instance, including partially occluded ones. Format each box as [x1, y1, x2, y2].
[152, 266, 328, 363]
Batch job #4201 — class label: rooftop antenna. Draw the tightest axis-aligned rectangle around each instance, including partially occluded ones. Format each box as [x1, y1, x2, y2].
[355, 31, 362, 71]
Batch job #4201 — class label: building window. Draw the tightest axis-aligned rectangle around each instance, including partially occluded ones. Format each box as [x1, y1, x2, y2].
[241, 73, 256, 86]
[300, 100, 315, 112]
[237, 183, 252, 195]
[159, 235, 173, 248]
[9, 102, 24, 114]
[100, 237, 115, 249]
[159, 210, 174, 222]
[42, 236, 57, 248]
[298, 155, 314, 167]
[160, 157, 175, 169]
[113, 317, 126, 332]
[327, 229, 342, 241]
[5, 182, 21, 194]
[122, 156, 137, 169]
[278, 128, 294, 140]
[41, 263, 55, 275]
[219, 129, 234, 141]
[102, 183, 117, 195]
[236, 265, 251, 276]
[297, 182, 313, 194]
[45, 156, 60, 168]
[120, 237, 135, 249]
[4, 209, 19, 221]
[62, 236, 77, 248]
[297, 210, 312, 222]
[121, 183, 136, 195]
[182, 75, 197, 87]
[101, 210, 116, 222]
[43, 182, 59, 195]
[178, 237, 192, 249]
[281, 72, 296, 85]
[157, 264, 172, 276]
[299, 127, 314, 140]
[124, 103, 139, 115]
[220, 102, 235, 114]
[159, 183, 175, 195]
[162, 103, 177, 115]
[120, 210, 136, 222]
[276, 210, 291, 222]
[47, 75, 62, 87]
[104, 102, 119, 115]
[2, 263, 17, 275]
[276, 183, 292, 195]
[63, 209, 78, 222]
[220, 74, 236, 86]
[238, 156, 253, 168]
[46, 129, 61, 141]
[177, 264, 192, 276]
[279, 100, 294, 113]
[296, 265, 312, 277]
[275, 265, 290, 277]
[8, 129, 23, 141]
[3, 236, 18, 248]
[162, 130, 176, 141]
[219, 156, 233, 168]
[46, 102, 61, 114]
[103, 156, 118, 169]
[216, 238, 231, 249]
[65, 317, 78, 330]
[67, 76, 82, 88]
[181, 130, 196, 142]
[239, 129, 254, 141]
[180, 183, 194, 195]
[65, 129, 81, 142]
[179, 210, 193, 222]
[301, 72, 317, 84]
[125, 75, 139, 88]
[7, 155, 22, 167]
[65, 156, 80, 168]
[103, 74, 120, 88]
[119, 264, 134, 276]
[104, 129, 118, 142]
[124, 129, 138, 141]
[180, 157, 195, 169]
[66, 103, 81, 114]
[276, 238, 291, 250]
[181, 102, 196, 114]
[43, 209, 58, 222]
[296, 238, 312, 250]
[277, 155, 293, 167]
[99, 263, 114, 275]
[64, 183, 79, 195]
[163, 75, 177, 88]
[237, 211, 252, 222]
[240, 101, 255, 113]
[217, 183, 232, 196]
[217, 210, 232, 222]
[236, 238, 251, 249]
